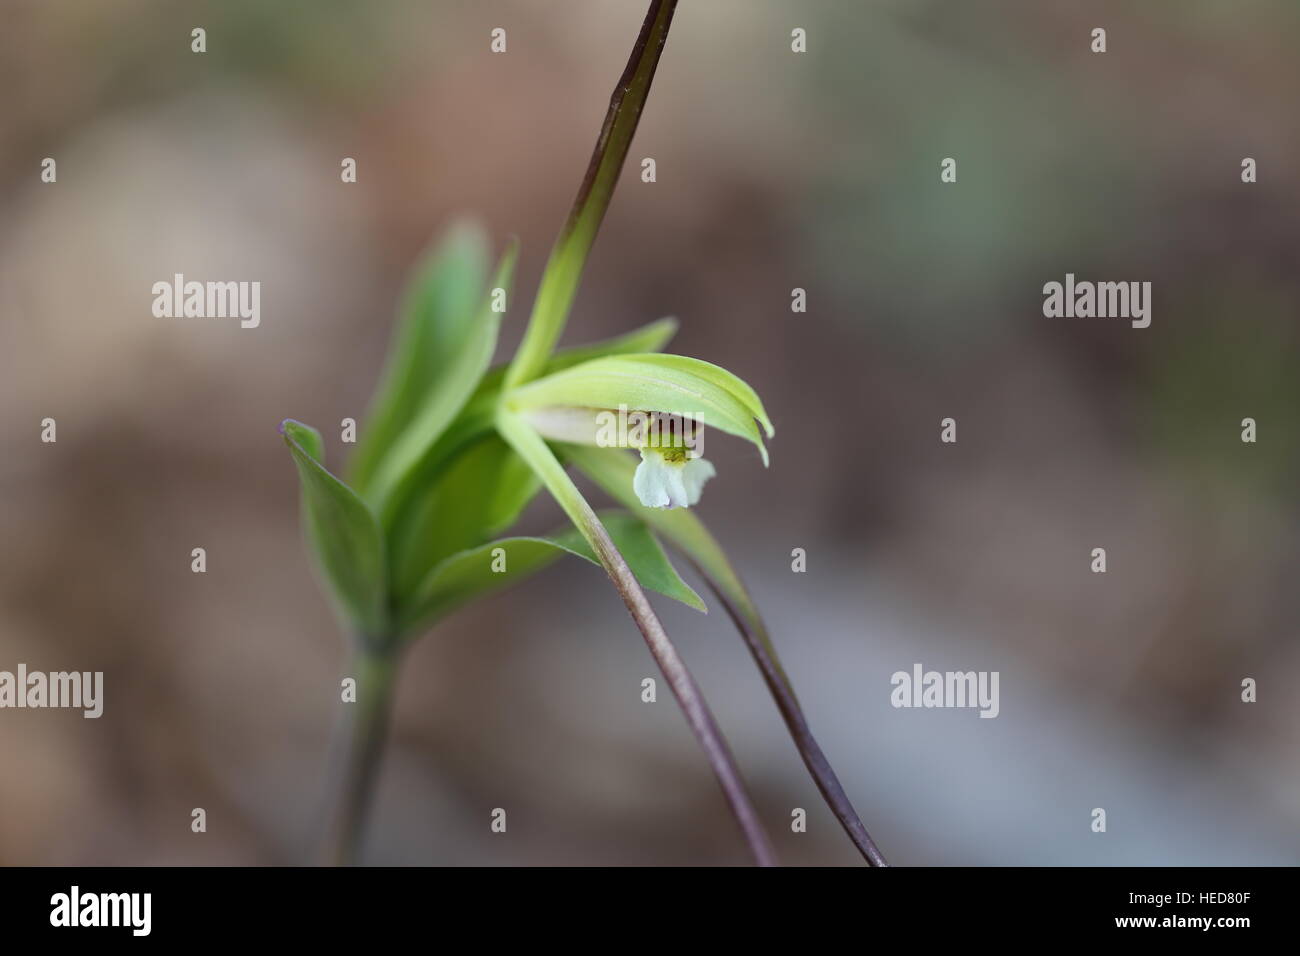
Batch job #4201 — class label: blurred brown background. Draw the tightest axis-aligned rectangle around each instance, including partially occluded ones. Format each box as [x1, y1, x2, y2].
[1, 0, 1297, 865]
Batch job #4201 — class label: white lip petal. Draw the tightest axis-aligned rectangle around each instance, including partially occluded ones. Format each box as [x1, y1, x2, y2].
[633, 450, 715, 510]
[681, 457, 716, 505]
[633, 453, 671, 508]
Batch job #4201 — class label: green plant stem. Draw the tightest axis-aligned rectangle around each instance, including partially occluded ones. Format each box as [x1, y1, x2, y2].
[504, 0, 679, 390]
[498, 411, 778, 865]
[322, 645, 399, 866]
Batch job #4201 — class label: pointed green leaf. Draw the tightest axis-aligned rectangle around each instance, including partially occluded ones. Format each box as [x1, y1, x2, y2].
[505, 353, 770, 464]
[387, 434, 541, 599]
[396, 537, 565, 635]
[397, 511, 703, 636]
[364, 239, 519, 509]
[291, 418, 326, 463]
[576, 511, 705, 613]
[542, 317, 680, 374]
[503, 0, 680, 388]
[349, 221, 489, 495]
[281, 419, 388, 639]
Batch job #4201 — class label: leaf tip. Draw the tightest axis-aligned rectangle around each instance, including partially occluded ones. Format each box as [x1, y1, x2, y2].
[653, 315, 679, 336]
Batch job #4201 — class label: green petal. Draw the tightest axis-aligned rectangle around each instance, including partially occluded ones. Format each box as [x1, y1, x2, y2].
[633, 353, 773, 438]
[505, 353, 771, 465]
[281, 419, 388, 640]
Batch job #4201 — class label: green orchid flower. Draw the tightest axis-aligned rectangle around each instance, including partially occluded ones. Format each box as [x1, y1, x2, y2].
[504, 352, 774, 510]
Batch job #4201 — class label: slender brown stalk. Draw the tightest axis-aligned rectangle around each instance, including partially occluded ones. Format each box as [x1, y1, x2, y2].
[699, 567, 889, 866]
[586, 520, 778, 866]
